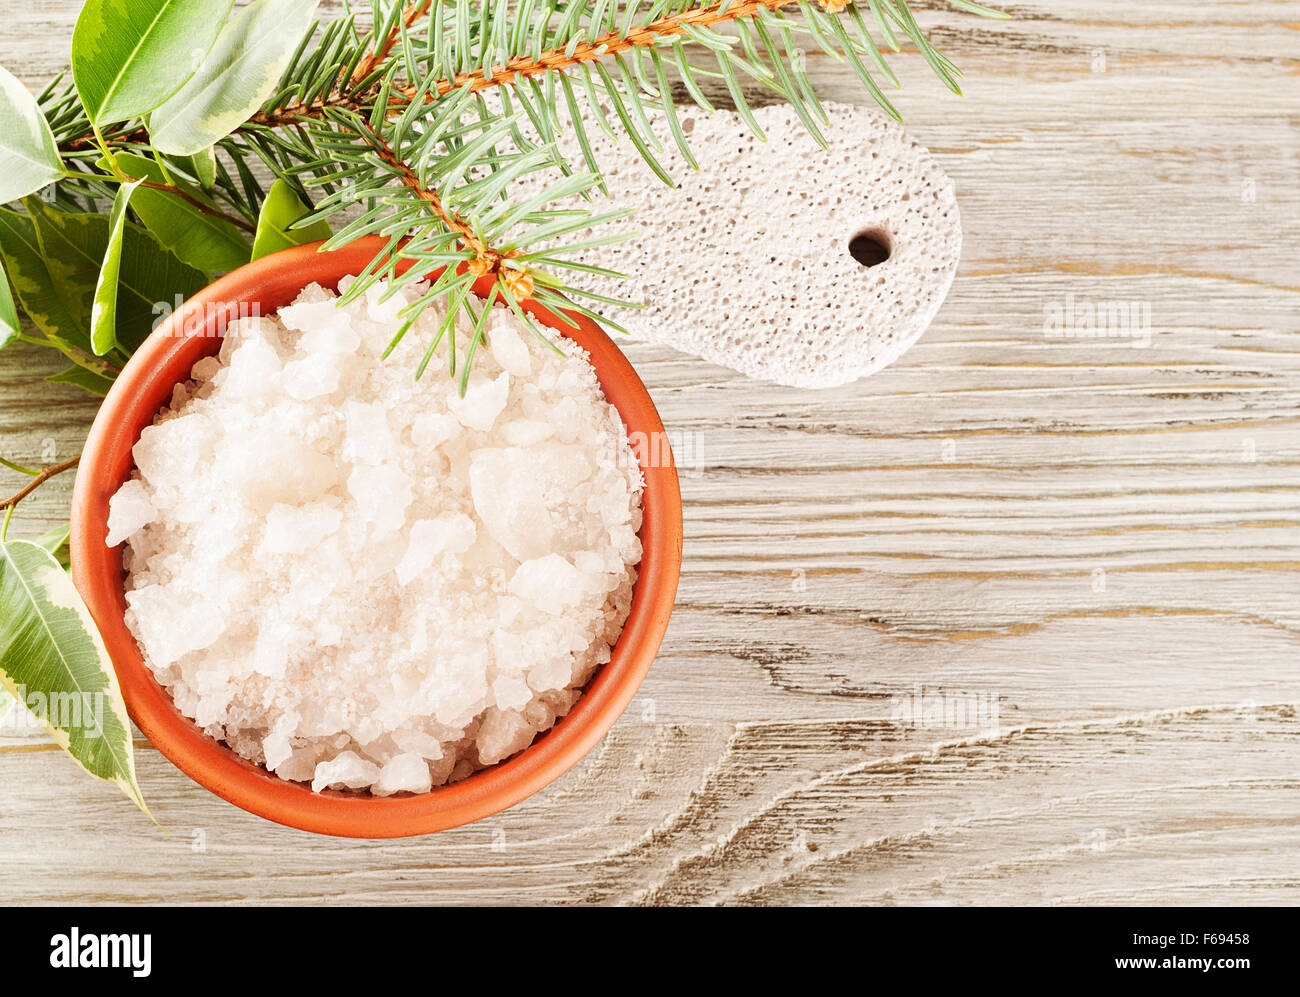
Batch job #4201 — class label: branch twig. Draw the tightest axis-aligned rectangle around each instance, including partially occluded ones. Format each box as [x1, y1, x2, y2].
[62, 0, 805, 150]
[352, 0, 433, 84]
[368, 133, 533, 299]
[0, 455, 82, 512]
[135, 178, 257, 233]
[428, 0, 794, 95]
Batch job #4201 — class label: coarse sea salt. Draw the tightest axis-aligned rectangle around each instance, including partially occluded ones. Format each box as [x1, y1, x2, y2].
[108, 277, 644, 794]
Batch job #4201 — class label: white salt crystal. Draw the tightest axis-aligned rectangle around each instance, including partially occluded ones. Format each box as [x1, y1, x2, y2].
[279, 296, 348, 333]
[342, 401, 397, 466]
[373, 752, 433, 796]
[427, 650, 490, 728]
[259, 502, 343, 556]
[492, 673, 533, 711]
[234, 438, 336, 510]
[476, 708, 536, 766]
[449, 371, 510, 431]
[394, 514, 476, 585]
[299, 322, 360, 356]
[501, 418, 554, 446]
[527, 655, 573, 693]
[224, 336, 282, 400]
[391, 729, 445, 760]
[487, 314, 533, 376]
[365, 282, 412, 325]
[312, 751, 382, 792]
[263, 728, 294, 770]
[106, 479, 155, 546]
[282, 354, 341, 400]
[509, 554, 584, 615]
[410, 412, 458, 449]
[111, 278, 643, 795]
[124, 585, 225, 668]
[469, 447, 556, 560]
[347, 464, 413, 536]
[133, 415, 206, 484]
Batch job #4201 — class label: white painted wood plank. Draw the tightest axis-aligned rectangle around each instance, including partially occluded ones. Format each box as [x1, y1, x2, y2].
[0, 0, 1296, 905]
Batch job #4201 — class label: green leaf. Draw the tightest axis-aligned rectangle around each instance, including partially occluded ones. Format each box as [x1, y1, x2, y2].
[98, 153, 249, 273]
[71, 0, 234, 124]
[0, 66, 64, 203]
[35, 524, 71, 569]
[0, 208, 94, 356]
[251, 179, 331, 261]
[178, 147, 217, 189]
[47, 366, 115, 397]
[91, 179, 142, 355]
[150, 0, 322, 156]
[7, 202, 206, 357]
[0, 540, 149, 816]
[0, 255, 18, 351]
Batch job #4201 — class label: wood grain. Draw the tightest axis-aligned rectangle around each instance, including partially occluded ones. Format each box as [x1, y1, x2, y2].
[1, 0, 1297, 906]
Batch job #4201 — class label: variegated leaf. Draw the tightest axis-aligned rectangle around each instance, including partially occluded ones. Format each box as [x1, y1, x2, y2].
[0, 540, 149, 816]
[71, 0, 233, 124]
[0, 65, 63, 204]
[150, 0, 321, 156]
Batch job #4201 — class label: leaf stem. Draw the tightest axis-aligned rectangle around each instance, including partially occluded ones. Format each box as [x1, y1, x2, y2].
[0, 454, 82, 514]
[0, 457, 40, 476]
[92, 170, 257, 234]
[91, 121, 124, 179]
[16, 332, 123, 378]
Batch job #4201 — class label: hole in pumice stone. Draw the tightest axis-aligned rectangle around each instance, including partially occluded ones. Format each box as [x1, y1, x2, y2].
[848, 229, 892, 268]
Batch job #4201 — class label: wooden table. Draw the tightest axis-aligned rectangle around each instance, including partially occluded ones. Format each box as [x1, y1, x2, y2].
[2, 1, 1297, 906]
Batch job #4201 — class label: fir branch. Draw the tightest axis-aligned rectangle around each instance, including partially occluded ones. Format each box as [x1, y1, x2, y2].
[365, 120, 533, 296]
[21, 0, 1000, 386]
[419, 0, 841, 97]
[352, 0, 434, 84]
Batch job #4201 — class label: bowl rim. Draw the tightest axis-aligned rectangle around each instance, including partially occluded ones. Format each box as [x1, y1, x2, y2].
[70, 238, 682, 838]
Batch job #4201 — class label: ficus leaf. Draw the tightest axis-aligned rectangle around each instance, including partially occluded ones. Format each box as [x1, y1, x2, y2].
[47, 366, 115, 397]
[150, 0, 322, 156]
[35, 524, 72, 568]
[0, 207, 94, 357]
[71, 0, 234, 125]
[251, 179, 332, 261]
[179, 147, 218, 189]
[3, 202, 205, 359]
[0, 66, 64, 204]
[0, 540, 150, 817]
[0, 255, 18, 351]
[97, 153, 250, 273]
[91, 179, 142, 356]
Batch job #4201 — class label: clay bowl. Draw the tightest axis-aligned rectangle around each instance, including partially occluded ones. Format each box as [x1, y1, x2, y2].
[71, 237, 682, 837]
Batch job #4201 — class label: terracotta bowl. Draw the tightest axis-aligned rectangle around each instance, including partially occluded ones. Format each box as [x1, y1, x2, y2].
[70, 238, 682, 837]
